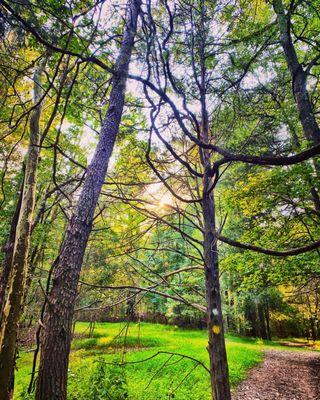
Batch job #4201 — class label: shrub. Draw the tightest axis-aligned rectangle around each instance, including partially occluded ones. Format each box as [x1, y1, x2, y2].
[69, 358, 128, 400]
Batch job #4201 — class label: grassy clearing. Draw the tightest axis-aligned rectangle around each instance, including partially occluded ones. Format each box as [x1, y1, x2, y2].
[276, 337, 320, 351]
[14, 322, 310, 400]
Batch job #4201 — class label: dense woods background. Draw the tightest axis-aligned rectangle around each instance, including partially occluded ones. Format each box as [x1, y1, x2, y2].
[0, 0, 319, 399]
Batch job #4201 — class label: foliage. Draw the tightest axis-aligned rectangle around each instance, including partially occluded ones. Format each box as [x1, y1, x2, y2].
[15, 322, 270, 400]
[68, 358, 128, 400]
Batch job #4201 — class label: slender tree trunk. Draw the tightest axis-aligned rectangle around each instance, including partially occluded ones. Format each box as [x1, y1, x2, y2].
[273, 0, 320, 212]
[35, 2, 141, 399]
[265, 300, 271, 340]
[202, 184, 231, 400]
[245, 302, 258, 337]
[273, 0, 320, 145]
[0, 60, 45, 400]
[198, 0, 231, 391]
[0, 171, 24, 318]
[309, 317, 317, 342]
[225, 290, 230, 332]
[257, 303, 268, 340]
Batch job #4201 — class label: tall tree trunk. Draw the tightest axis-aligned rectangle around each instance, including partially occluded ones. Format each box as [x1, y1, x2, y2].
[35, 2, 141, 399]
[273, 0, 320, 145]
[198, 0, 231, 391]
[225, 289, 230, 332]
[198, 0, 231, 392]
[265, 299, 271, 340]
[257, 303, 268, 340]
[245, 301, 258, 337]
[0, 170, 24, 318]
[195, 0, 231, 397]
[0, 60, 45, 400]
[273, 0, 320, 212]
[202, 184, 231, 400]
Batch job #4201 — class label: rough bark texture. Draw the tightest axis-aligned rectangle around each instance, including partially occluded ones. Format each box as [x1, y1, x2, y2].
[273, 0, 320, 220]
[0, 173, 24, 318]
[198, 17, 231, 394]
[273, 0, 320, 145]
[35, 2, 141, 399]
[199, 5, 231, 390]
[202, 177, 231, 400]
[0, 61, 45, 400]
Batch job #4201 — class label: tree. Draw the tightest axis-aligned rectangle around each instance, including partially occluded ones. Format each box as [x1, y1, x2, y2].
[0, 1, 319, 399]
[35, 1, 141, 398]
[0, 58, 46, 400]
[131, 0, 320, 398]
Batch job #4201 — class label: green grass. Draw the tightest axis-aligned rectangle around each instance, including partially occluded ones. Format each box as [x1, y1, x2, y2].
[13, 322, 308, 400]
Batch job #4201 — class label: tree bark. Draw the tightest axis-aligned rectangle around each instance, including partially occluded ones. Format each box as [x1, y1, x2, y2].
[273, 0, 320, 212]
[198, 0, 231, 391]
[0, 170, 24, 318]
[257, 303, 268, 340]
[0, 59, 45, 400]
[273, 0, 320, 145]
[244, 301, 258, 337]
[265, 300, 271, 340]
[35, 2, 141, 399]
[202, 184, 231, 400]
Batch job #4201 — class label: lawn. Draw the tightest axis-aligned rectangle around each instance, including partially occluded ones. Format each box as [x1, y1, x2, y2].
[14, 322, 302, 400]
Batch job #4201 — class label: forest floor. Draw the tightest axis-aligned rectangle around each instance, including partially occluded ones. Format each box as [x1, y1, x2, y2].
[15, 323, 320, 399]
[233, 349, 320, 400]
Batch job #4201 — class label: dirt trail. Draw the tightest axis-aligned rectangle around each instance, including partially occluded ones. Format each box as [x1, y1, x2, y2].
[232, 350, 320, 400]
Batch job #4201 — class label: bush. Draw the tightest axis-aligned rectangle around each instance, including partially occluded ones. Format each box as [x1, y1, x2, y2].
[69, 358, 128, 400]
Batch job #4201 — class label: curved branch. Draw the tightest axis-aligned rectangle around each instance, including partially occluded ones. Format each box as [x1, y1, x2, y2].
[5, 0, 320, 168]
[103, 351, 211, 374]
[209, 143, 320, 175]
[138, 75, 320, 166]
[79, 280, 206, 312]
[218, 234, 320, 256]
[0, 0, 114, 73]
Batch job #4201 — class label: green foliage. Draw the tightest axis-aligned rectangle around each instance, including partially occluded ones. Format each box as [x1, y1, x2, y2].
[66, 357, 128, 400]
[69, 358, 128, 400]
[2, 1, 320, 397]
[15, 322, 307, 400]
[91, 361, 128, 400]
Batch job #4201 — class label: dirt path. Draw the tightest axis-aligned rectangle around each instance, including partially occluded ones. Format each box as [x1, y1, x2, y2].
[233, 350, 320, 400]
